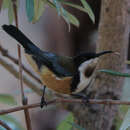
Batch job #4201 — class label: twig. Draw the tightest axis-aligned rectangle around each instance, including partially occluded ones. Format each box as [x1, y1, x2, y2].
[57, 98, 130, 105]
[0, 101, 55, 115]
[12, 1, 32, 129]
[0, 56, 42, 95]
[22, 98, 32, 130]
[13, 0, 24, 99]
[0, 44, 41, 84]
[0, 98, 130, 115]
[0, 120, 12, 130]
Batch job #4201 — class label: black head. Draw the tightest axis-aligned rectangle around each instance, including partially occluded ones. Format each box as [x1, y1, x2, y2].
[73, 51, 113, 67]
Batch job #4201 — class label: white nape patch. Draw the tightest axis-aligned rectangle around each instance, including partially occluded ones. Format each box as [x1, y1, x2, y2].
[73, 58, 98, 94]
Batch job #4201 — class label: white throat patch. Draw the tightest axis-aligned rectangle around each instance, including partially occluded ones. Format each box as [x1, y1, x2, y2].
[73, 58, 98, 94]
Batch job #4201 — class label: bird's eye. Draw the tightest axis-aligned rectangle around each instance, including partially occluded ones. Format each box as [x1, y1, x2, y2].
[84, 66, 95, 78]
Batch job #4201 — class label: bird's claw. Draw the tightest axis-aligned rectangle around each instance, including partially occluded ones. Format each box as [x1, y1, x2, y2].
[71, 93, 90, 106]
[40, 96, 47, 108]
[40, 85, 47, 108]
[81, 96, 89, 106]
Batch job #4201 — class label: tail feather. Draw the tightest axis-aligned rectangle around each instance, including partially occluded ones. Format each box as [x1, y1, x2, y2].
[2, 25, 39, 53]
[2, 25, 72, 77]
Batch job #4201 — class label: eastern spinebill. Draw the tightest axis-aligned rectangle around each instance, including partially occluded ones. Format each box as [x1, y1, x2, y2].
[2, 24, 115, 107]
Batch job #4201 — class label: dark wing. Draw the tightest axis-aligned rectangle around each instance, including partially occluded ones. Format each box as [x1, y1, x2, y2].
[37, 52, 74, 77]
[57, 55, 76, 75]
[2, 24, 74, 77]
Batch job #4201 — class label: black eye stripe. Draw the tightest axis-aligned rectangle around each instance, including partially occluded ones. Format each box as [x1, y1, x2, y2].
[85, 67, 95, 77]
[71, 71, 80, 92]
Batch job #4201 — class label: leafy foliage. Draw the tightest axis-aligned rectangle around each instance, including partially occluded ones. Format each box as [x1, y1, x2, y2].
[0, 94, 17, 105]
[115, 105, 129, 130]
[125, 61, 130, 65]
[99, 69, 130, 78]
[80, 0, 95, 23]
[2, 0, 9, 9]
[57, 113, 74, 130]
[0, 115, 24, 130]
[32, 0, 46, 23]
[0, 0, 3, 11]
[8, 0, 14, 24]
[67, 122, 85, 130]
[62, 1, 94, 21]
[62, 9, 80, 28]
[0, 0, 95, 27]
[120, 109, 130, 130]
[57, 113, 85, 130]
[99, 69, 130, 129]
[2, 0, 19, 24]
[26, 0, 34, 22]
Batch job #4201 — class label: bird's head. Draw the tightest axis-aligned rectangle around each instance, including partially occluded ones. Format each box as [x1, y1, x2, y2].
[73, 51, 119, 67]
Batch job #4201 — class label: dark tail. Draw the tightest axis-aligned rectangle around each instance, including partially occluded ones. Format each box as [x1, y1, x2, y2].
[2, 24, 40, 54]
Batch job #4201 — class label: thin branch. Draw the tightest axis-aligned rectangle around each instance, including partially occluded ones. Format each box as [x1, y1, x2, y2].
[0, 56, 42, 95]
[0, 120, 12, 130]
[1, 98, 130, 115]
[12, 1, 32, 129]
[0, 44, 41, 84]
[22, 98, 32, 130]
[0, 101, 51, 115]
[13, 0, 24, 99]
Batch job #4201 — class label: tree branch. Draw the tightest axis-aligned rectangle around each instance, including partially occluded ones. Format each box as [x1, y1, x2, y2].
[0, 98, 130, 115]
[12, 1, 32, 129]
[0, 56, 42, 95]
[0, 44, 41, 84]
[0, 120, 12, 130]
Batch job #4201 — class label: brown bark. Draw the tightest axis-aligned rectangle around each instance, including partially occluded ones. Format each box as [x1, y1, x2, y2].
[67, 0, 129, 130]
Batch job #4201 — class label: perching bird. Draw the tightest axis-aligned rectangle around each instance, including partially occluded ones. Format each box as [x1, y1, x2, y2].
[2, 24, 114, 106]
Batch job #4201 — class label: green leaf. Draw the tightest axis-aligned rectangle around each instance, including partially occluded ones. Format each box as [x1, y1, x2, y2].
[62, 1, 94, 23]
[62, 9, 80, 27]
[0, 94, 17, 105]
[51, 0, 79, 27]
[67, 122, 85, 130]
[115, 105, 129, 130]
[43, 0, 79, 27]
[80, 0, 95, 23]
[120, 109, 130, 130]
[2, 0, 9, 9]
[0, 0, 3, 11]
[32, 0, 46, 23]
[2, 0, 19, 10]
[62, 2, 87, 12]
[26, 0, 34, 22]
[57, 113, 74, 130]
[125, 61, 130, 65]
[53, 0, 62, 15]
[99, 69, 130, 78]
[60, 7, 71, 30]
[2, 0, 19, 23]
[0, 115, 24, 130]
[46, 0, 56, 8]
[8, 1, 14, 24]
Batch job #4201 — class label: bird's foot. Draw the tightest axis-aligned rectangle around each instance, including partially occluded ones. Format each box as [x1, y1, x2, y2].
[71, 93, 89, 106]
[40, 86, 47, 108]
[40, 96, 47, 108]
[81, 95, 89, 106]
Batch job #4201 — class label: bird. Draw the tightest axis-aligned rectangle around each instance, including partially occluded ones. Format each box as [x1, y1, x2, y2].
[2, 24, 115, 107]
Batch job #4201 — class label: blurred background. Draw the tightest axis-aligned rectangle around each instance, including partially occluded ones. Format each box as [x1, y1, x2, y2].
[0, 0, 129, 129]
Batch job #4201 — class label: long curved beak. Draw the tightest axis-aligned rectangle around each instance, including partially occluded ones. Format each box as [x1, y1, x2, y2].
[113, 51, 120, 56]
[96, 51, 120, 57]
